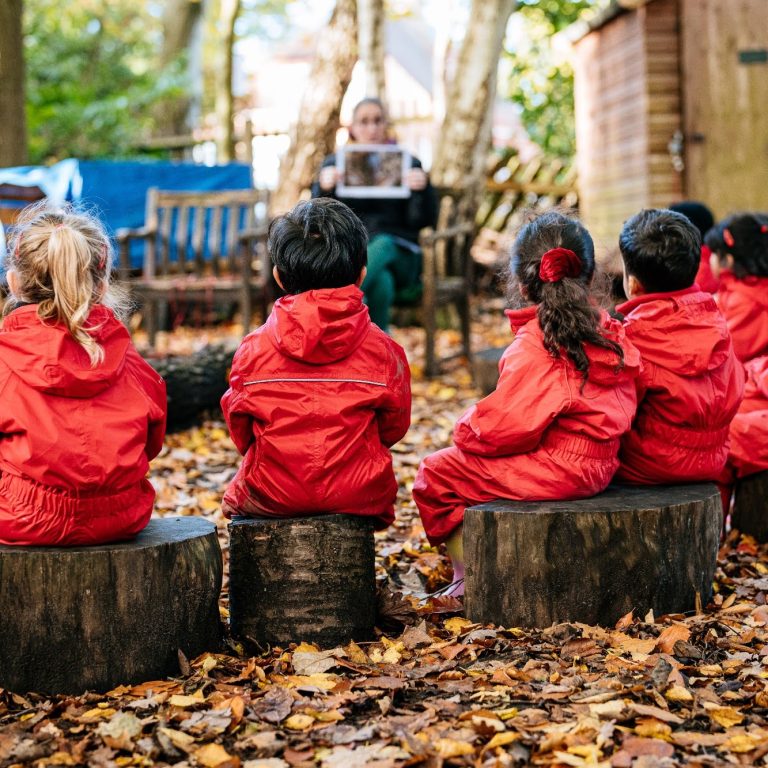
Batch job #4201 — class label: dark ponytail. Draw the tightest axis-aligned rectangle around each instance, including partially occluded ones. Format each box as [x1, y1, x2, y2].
[508, 210, 624, 382]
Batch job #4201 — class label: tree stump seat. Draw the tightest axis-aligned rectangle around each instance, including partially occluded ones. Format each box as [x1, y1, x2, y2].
[463, 483, 721, 629]
[0, 516, 223, 694]
[732, 470, 768, 541]
[472, 346, 505, 396]
[228, 515, 376, 648]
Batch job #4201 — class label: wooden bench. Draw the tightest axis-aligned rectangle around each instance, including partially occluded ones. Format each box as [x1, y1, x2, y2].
[228, 515, 376, 648]
[463, 484, 721, 628]
[0, 183, 46, 230]
[116, 188, 271, 346]
[419, 194, 475, 377]
[473, 346, 506, 396]
[0, 516, 223, 694]
[732, 470, 768, 541]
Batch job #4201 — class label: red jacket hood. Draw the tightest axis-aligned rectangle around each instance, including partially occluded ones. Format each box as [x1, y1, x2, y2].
[267, 285, 370, 364]
[617, 287, 731, 376]
[0, 304, 130, 397]
[506, 304, 640, 386]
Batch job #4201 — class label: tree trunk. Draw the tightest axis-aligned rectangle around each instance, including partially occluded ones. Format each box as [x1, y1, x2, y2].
[271, 0, 358, 215]
[215, 0, 241, 162]
[0, 0, 28, 167]
[733, 471, 768, 541]
[229, 515, 376, 648]
[357, 0, 385, 99]
[159, 0, 206, 138]
[0, 517, 223, 694]
[463, 484, 721, 628]
[430, 0, 515, 211]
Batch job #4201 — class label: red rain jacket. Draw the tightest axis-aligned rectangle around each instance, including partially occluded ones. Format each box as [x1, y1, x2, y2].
[727, 355, 768, 479]
[716, 271, 768, 362]
[414, 306, 641, 544]
[695, 245, 719, 294]
[221, 285, 410, 528]
[616, 287, 744, 485]
[0, 305, 167, 546]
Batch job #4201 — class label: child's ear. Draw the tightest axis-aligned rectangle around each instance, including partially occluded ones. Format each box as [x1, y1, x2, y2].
[272, 266, 286, 291]
[355, 267, 367, 287]
[726, 254, 735, 270]
[624, 273, 644, 299]
[6, 269, 19, 297]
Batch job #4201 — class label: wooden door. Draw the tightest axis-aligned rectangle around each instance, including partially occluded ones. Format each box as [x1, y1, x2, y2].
[681, 0, 768, 216]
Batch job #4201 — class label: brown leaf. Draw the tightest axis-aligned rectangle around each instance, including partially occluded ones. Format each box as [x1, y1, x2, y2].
[615, 609, 635, 631]
[251, 687, 294, 724]
[654, 624, 691, 654]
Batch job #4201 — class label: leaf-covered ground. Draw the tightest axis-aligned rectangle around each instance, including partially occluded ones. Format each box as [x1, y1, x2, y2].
[3, 306, 768, 767]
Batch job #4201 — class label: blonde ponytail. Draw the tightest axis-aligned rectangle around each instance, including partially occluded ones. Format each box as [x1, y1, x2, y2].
[6, 203, 128, 366]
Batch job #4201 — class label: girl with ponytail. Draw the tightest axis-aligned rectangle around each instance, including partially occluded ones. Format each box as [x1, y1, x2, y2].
[0, 204, 167, 546]
[413, 211, 640, 595]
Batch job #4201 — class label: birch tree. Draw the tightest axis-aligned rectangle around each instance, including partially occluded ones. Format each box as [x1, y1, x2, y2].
[431, 0, 516, 210]
[215, 0, 241, 161]
[271, 0, 357, 214]
[357, 0, 386, 99]
[0, 0, 27, 166]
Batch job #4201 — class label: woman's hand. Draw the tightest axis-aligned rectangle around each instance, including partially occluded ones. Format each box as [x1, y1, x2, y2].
[406, 167, 428, 191]
[318, 166, 340, 192]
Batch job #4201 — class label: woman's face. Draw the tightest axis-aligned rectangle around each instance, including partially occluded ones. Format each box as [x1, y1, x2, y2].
[350, 102, 387, 144]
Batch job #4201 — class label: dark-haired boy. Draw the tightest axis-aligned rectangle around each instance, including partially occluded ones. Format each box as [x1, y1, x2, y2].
[221, 198, 411, 527]
[615, 208, 744, 485]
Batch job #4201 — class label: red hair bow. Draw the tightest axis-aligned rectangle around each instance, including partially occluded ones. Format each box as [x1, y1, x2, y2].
[539, 247, 582, 283]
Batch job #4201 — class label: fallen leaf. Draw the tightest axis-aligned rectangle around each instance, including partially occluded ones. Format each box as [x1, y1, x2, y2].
[654, 624, 691, 654]
[195, 742, 240, 768]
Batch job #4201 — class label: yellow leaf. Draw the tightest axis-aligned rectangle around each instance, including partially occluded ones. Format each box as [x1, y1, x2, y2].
[169, 692, 205, 708]
[634, 718, 672, 740]
[444, 617, 474, 636]
[282, 674, 339, 691]
[159, 727, 195, 751]
[496, 707, 519, 720]
[294, 642, 320, 653]
[284, 714, 314, 731]
[485, 732, 520, 750]
[202, 655, 218, 674]
[382, 646, 402, 664]
[344, 641, 370, 664]
[697, 664, 723, 677]
[706, 706, 744, 728]
[724, 733, 759, 752]
[195, 742, 240, 768]
[471, 715, 505, 732]
[433, 738, 475, 758]
[665, 686, 693, 703]
[81, 707, 117, 720]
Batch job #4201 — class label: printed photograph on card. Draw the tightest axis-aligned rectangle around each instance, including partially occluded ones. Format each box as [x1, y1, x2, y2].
[336, 144, 411, 198]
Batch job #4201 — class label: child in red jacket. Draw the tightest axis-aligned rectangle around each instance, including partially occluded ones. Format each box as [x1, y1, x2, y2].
[221, 198, 410, 528]
[413, 211, 641, 594]
[615, 209, 744, 485]
[0, 205, 167, 546]
[705, 212, 768, 362]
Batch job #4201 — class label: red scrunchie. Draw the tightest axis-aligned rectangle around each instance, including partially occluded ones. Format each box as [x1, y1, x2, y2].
[539, 247, 582, 283]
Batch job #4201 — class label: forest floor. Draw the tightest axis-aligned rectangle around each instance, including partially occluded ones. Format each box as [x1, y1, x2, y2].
[2, 302, 768, 768]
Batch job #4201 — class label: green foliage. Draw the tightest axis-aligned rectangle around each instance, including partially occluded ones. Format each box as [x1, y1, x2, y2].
[24, 0, 185, 164]
[504, 0, 599, 158]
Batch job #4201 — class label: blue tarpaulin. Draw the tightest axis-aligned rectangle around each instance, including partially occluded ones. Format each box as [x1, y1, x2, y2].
[0, 159, 253, 268]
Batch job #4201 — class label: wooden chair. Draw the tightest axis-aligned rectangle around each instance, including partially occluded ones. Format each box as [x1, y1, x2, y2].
[419, 193, 475, 377]
[0, 183, 46, 229]
[116, 188, 271, 346]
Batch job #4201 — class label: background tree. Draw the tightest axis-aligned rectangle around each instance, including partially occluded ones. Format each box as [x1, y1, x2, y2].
[214, 0, 242, 161]
[24, 0, 183, 163]
[357, 0, 386, 99]
[503, 0, 597, 157]
[430, 0, 516, 211]
[271, 0, 358, 215]
[0, 0, 28, 166]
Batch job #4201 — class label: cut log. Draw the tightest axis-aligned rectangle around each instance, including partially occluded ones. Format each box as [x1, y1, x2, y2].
[463, 484, 721, 628]
[472, 346, 505, 395]
[229, 515, 376, 647]
[732, 471, 768, 541]
[0, 516, 223, 694]
[146, 344, 235, 431]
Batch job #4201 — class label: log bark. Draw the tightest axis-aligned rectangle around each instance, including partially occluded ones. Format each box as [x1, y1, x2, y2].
[473, 346, 505, 395]
[0, 0, 28, 166]
[464, 484, 721, 628]
[229, 515, 375, 647]
[0, 517, 223, 694]
[214, 0, 241, 161]
[270, 0, 358, 215]
[430, 0, 515, 212]
[146, 344, 236, 431]
[733, 471, 768, 541]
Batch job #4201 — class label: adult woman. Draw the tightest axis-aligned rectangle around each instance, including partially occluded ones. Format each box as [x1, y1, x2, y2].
[311, 98, 438, 331]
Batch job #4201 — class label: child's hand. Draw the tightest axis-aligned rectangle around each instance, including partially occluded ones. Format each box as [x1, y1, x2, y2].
[318, 166, 340, 192]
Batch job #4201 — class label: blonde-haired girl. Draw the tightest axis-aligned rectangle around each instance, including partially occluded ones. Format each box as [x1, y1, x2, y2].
[0, 204, 167, 546]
